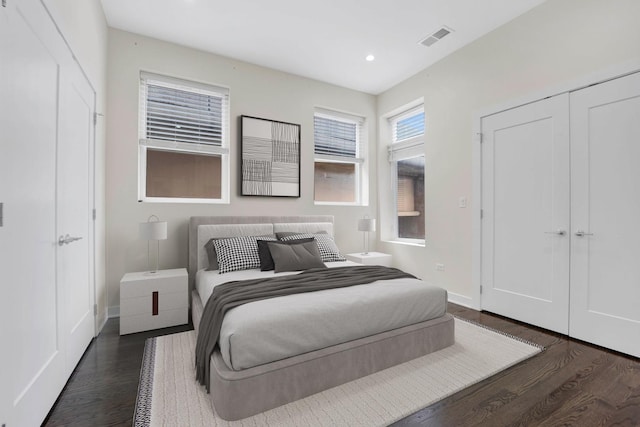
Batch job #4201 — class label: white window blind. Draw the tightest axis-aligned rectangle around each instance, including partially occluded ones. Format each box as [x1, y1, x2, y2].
[313, 108, 367, 205]
[314, 111, 364, 162]
[391, 107, 425, 143]
[388, 106, 425, 161]
[140, 72, 229, 148]
[138, 72, 230, 203]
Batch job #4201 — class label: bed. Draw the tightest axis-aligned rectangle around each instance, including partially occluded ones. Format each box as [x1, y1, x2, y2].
[188, 215, 455, 421]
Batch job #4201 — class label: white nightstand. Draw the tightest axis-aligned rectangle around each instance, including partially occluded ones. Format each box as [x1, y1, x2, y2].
[345, 252, 392, 267]
[119, 268, 188, 335]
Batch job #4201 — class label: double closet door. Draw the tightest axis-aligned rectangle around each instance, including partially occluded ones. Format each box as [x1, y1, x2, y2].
[0, 0, 95, 425]
[481, 71, 640, 358]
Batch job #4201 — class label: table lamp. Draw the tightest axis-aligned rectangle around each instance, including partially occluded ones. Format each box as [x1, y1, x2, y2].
[357, 216, 376, 255]
[139, 215, 167, 273]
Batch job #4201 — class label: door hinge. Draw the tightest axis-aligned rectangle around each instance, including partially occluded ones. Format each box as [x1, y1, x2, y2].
[480, 209, 484, 219]
[92, 209, 96, 220]
[477, 132, 483, 143]
[93, 112, 104, 126]
[93, 304, 98, 316]
[480, 285, 483, 295]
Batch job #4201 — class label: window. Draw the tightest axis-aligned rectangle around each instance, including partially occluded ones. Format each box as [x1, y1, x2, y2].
[139, 72, 229, 203]
[388, 106, 425, 241]
[313, 109, 366, 204]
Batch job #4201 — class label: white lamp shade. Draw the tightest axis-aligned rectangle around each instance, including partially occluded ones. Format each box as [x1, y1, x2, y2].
[139, 221, 167, 240]
[358, 218, 376, 232]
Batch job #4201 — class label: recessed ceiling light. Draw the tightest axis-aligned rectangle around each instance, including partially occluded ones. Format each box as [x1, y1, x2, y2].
[365, 54, 375, 62]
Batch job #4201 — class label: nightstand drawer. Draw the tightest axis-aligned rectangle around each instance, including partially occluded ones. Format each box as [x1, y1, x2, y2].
[120, 269, 187, 299]
[119, 268, 188, 335]
[120, 291, 187, 317]
[120, 308, 188, 335]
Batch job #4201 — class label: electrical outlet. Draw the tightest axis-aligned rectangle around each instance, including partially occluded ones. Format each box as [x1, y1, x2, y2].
[436, 263, 445, 271]
[458, 197, 467, 208]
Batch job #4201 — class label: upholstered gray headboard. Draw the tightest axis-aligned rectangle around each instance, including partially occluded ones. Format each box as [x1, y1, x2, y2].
[188, 215, 334, 295]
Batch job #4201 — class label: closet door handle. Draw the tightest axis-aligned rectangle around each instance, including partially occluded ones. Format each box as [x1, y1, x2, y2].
[58, 234, 83, 245]
[575, 230, 594, 237]
[544, 230, 566, 236]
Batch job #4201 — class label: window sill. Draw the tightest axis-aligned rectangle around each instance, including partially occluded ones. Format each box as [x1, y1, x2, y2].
[139, 197, 230, 204]
[313, 201, 366, 207]
[398, 211, 420, 217]
[382, 239, 426, 248]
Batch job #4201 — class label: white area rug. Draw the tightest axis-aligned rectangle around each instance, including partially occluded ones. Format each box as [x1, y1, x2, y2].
[134, 318, 542, 426]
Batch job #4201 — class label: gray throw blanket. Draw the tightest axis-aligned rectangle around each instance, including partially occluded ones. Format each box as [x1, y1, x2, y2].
[195, 265, 416, 391]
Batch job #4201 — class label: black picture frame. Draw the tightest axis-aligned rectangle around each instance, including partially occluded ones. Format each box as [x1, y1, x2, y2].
[240, 115, 301, 197]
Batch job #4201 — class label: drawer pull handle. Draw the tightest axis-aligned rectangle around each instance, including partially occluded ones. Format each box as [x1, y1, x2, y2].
[152, 291, 159, 316]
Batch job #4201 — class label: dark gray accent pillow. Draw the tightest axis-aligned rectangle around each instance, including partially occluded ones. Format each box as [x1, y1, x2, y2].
[279, 233, 346, 262]
[257, 238, 314, 271]
[204, 238, 219, 271]
[266, 240, 326, 273]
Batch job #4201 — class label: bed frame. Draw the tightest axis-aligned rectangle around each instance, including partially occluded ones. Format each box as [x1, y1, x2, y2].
[189, 216, 455, 421]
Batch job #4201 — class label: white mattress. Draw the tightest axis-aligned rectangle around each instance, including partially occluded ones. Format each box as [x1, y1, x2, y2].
[195, 262, 448, 371]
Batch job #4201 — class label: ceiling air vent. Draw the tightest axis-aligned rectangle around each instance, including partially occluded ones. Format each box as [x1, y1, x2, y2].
[419, 26, 453, 47]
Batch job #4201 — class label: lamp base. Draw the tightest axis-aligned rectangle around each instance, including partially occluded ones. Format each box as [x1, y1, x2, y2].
[146, 240, 161, 276]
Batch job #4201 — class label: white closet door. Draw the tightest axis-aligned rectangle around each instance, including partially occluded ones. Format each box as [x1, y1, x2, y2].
[481, 94, 571, 334]
[0, 0, 96, 425]
[570, 72, 640, 357]
[57, 61, 96, 377]
[0, 1, 66, 425]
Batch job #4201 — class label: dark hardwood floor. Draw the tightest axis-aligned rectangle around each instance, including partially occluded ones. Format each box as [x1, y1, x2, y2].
[394, 305, 640, 427]
[43, 321, 192, 426]
[44, 304, 639, 426]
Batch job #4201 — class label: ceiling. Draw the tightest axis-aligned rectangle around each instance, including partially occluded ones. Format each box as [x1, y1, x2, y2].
[100, 0, 546, 95]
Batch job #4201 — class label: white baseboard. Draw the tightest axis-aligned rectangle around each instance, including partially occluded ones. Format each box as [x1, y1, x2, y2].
[108, 305, 120, 318]
[447, 292, 477, 310]
[97, 313, 108, 334]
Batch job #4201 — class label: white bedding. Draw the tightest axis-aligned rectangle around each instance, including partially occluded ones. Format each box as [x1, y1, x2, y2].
[195, 263, 448, 371]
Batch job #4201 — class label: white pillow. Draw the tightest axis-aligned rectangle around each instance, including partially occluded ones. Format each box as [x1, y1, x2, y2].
[213, 235, 277, 274]
[279, 233, 346, 262]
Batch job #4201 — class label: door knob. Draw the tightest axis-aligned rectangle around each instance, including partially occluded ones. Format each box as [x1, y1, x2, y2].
[58, 234, 83, 246]
[544, 230, 566, 236]
[575, 230, 594, 237]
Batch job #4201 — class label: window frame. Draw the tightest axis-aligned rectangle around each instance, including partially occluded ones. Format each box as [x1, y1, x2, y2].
[313, 108, 368, 206]
[387, 104, 426, 244]
[138, 72, 230, 204]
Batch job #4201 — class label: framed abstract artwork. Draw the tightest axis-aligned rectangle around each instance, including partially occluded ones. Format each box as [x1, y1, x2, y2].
[240, 115, 301, 197]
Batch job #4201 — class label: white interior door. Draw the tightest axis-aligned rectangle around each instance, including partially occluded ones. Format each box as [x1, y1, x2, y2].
[481, 94, 571, 334]
[57, 61, 96, 377]
[0, 0, 95, 425]
[570, 71, 640, 357]
[0, 1, 66, 425]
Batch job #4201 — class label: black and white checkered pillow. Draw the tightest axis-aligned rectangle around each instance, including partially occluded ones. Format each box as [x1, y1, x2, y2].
[213, 236, 277, 274]
[280, 233, 346, 262]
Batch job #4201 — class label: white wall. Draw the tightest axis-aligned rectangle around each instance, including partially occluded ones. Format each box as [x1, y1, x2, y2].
[376, 0, 640, 306]
[42, 0, 109, 329]
[106, 29, 377, 312]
